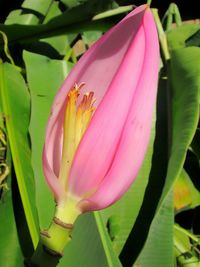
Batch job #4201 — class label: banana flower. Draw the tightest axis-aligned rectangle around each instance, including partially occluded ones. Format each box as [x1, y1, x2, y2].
[42, 4, 159, 254]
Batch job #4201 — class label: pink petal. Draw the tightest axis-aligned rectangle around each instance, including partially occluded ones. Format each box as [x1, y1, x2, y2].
[78, 8, 160, 211]
[42, 145, 65, 199]
[43, 5, 147, 198]
[68, 26, 145, 195]
[43, 105, 65, 198]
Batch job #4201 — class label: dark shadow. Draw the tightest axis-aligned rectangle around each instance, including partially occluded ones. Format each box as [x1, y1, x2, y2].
[21, 8, 44, 22]
[175, 209, 194, 230]
[12, 166, 34, 258]
[184, 151, 200, 191]
[115, 0, 199, 20]
[23, 41, 63, 59]
[119, 67, 170, 266]
[0, 0, 23, 23]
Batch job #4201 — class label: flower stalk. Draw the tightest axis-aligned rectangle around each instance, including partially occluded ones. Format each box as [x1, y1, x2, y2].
[152, 8, 170, 62]
[174, 224, 200, 267]
[27, 203, 78, 266]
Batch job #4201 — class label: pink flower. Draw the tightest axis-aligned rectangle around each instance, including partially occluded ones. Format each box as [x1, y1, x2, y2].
[43, 5, 159, 217]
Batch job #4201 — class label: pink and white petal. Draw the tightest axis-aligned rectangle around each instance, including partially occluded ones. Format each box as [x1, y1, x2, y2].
[43, 5, 147, 175]
[79, 8, 160, 211]
[68, 26, 146, 196]
[42, 145, 65, 200]
[44, 106, 65, 176]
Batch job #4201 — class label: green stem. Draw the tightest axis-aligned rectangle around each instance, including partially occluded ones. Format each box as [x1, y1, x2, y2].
[174, 242, 200, 267]
[165, 12, 173, 32]
[173, 3, 182, 26]
[147, 0, 152, 6]
[174, 224, 200, 266]
[27, 199, 80, 266]
[152, 9, 170, 62]
[26, 221, 72, 266]
[174, 224, 199, 243]
[162, 3, 182, 31]
[41, 218, 72, 253]
[0, 31, 15, 66]
[92, 5, 133, 20]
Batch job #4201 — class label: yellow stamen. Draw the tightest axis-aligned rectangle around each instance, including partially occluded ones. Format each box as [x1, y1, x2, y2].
[58, 83, 95, 191]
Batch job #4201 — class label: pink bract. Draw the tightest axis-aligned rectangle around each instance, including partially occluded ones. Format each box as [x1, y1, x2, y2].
[43, 4, 160, 211]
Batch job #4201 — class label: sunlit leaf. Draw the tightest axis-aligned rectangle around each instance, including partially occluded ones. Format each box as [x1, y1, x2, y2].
[167, 24, 200, 50]
[186, 29, 200, 47]
[5, 10, 39, 25]
[22, 0, 53, 16]
[59, 213, 121, 267]
[82, 31, 102, 46]
[136, 192, 174, 267]
[174, 169, 200, 211]
[40, 1, 71, 55]
[0, 62, 39, 248]
[0, 2, 123, 47]
[162, 47, 200, 198]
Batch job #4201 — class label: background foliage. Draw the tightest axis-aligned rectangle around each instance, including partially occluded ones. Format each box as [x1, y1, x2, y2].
[0, 0, 199, 266]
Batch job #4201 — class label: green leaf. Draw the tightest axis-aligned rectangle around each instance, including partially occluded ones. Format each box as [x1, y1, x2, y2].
[59, 213, 121, 267]
[136, 45, 200, 267]
[0, 62, 39, 248]
[5, 9, 39, 25]
[82, 31, 102, 46]
[4, 1, 71, 56]
[40, 1, 71, 55]
[135, 46, 200, 267]
[43, 1, 61, 23]
[0, 104, 22, 267]
[121, 43, 199, 264]
[174, 224, 191, 253]
[0, 105, 3, 128]
[161, 47, 200, 201]
[167, 24, 200, 50]
[174, 169, 200, 211]
[22, 0, 53, 16]
[0, 171, 23, 267]
[5, 1, 71, 56]
[0, 1, 119, 48]
[137, 192, 174, 267]
[186, 29, 200, 47]
[61, 0, 82, 8]
[94, 212, 122, 267]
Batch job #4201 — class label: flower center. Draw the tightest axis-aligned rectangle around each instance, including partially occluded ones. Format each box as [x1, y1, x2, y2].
[58, 83, 95, 191]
